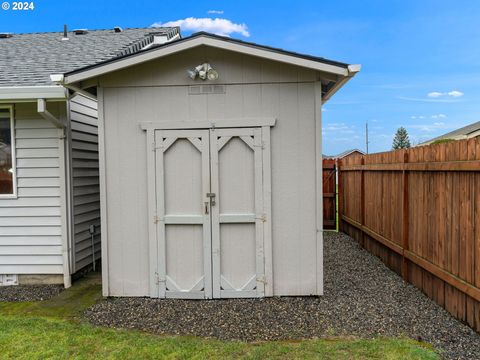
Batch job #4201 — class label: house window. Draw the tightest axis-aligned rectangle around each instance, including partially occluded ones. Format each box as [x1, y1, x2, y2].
[0, 106, 15, 196]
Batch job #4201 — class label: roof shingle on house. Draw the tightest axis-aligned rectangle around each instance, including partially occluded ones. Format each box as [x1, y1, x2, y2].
[324, 148, 365, 159]
[422, 121, 480, 145]
[0, 27, 179, 87]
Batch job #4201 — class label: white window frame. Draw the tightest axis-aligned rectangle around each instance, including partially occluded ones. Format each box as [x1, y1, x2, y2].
[0, 105, 17, 199]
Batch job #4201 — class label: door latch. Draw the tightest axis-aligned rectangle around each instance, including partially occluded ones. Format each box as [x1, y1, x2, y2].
[206, 192, 216, 206]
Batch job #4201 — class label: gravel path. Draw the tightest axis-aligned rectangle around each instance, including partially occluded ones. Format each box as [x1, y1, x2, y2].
[0, 285, 63, 302]
[85, 232, 480, 359]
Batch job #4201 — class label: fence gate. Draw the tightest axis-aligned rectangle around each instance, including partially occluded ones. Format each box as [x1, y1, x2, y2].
[322, 159, 337, 230]
[153, 127, 269, 299]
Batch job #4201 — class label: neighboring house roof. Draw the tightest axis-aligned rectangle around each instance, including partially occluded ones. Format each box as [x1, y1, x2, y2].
[325, 149, 365, 159]
[421, 121, 480, 145]
[0, 27, 180, 87]
[62, 32, 361, 102]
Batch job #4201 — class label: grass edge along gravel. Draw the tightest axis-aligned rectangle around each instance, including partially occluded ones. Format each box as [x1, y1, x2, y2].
[0, 275, 439, 359]
[0, 315, 438, 360]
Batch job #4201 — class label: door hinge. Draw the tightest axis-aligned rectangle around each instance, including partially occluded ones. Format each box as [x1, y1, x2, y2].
[256, 276, 267, 284]
[153, 215, 161, 224]
[155, 272, 166, 285]
[255, 213, 267, 222]
[152, 142, 164, 151]
[254, 141, 265, 149]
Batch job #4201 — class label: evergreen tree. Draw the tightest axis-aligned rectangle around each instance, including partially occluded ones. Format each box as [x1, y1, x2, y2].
[392, 127, 411, 149]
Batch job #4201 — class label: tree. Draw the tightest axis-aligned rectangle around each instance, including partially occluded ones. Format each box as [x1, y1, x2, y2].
[392, 127, 411, 149]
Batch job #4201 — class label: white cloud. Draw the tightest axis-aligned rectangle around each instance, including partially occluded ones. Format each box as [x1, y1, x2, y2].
[448, 90, 464, 97]
[151, 17, 250, 37]
[207, 10, 224, 14]
[412, 114, 447, 120]
[427, 90, 464, 99]
[398, 96, 461, 103]
[409, 122, 450, 132]
[323, 123, 351, 131]
[427, 91, 444, 98]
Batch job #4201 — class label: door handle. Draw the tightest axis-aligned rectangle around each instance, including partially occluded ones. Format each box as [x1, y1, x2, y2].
[206, 193, 216, 206]
[205, 202, 209, 215]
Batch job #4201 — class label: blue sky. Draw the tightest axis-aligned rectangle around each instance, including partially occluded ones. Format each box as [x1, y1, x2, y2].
[1, 0, 480, 154]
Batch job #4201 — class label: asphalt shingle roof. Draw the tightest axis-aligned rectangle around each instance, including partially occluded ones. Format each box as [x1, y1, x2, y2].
[0, 27, 179, 87]
[324, 149, 365, 159]
[425, 121, 480, 143]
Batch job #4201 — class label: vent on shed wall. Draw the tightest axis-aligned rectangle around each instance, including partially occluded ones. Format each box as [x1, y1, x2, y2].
[189, 85, 226, 95]
[0, 274, 18, 286]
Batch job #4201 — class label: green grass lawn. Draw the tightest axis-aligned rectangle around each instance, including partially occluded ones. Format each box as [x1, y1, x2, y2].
[0, 276, 439, 360]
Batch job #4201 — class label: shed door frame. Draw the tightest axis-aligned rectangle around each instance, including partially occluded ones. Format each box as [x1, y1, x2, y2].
[142, 119, 274, 298]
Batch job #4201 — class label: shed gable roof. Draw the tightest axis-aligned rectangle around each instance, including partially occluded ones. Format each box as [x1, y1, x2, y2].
[0, 27, 179, 87]
[62, 32, 360, 102]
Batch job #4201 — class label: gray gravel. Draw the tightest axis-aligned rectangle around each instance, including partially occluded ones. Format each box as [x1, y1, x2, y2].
[85, 232, 480, 359]
[0, 284, 63, 302]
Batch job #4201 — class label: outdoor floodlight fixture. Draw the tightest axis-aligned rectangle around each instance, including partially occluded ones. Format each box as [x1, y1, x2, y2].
[187, 63, 219, 81]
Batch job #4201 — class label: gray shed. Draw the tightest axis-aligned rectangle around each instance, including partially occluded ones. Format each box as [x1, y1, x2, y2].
[61, 32, 359, 298]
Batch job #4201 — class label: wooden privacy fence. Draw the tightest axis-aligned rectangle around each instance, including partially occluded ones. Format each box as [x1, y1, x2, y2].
[338, 137, 480, 332]
[322, 158, 337, 230]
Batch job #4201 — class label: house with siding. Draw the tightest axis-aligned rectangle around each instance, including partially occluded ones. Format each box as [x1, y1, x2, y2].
[0, 27, 180, 287]
[421, 121, 480, 145]
[324, 148, 365, 160]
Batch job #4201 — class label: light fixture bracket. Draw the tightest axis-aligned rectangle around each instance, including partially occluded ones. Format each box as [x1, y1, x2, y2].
[187, 63, 218, 81]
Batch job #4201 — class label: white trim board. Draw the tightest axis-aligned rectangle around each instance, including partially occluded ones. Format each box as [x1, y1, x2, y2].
[0, 86, 67, 101]
[0, 105, 17, 199]
[63, 35, 351, 84]
[314, 81, 324, 296]
[140, 118, 276, 131]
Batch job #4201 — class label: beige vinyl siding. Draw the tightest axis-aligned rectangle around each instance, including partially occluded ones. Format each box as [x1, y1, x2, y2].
[0, 102, 65, 274]
[99, 46, 319, 296]
[69, 94, 100, 273]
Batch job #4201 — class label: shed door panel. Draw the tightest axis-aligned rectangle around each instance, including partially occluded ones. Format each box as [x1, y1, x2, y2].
[155, 130, 212, 299]
[210, 128, 265, 298]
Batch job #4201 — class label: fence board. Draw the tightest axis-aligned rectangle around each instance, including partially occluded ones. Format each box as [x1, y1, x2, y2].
[322, 159, 337, 230]
[338, 137, 480, 333]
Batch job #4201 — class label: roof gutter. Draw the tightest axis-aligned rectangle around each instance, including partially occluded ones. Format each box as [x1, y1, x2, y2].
[50, 74, 97, 100]
[0, 86, 67, 102]
[322, 64, 361, 104]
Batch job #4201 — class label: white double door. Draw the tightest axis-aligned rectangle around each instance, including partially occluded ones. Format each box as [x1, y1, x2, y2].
[154, 128, 267, 299]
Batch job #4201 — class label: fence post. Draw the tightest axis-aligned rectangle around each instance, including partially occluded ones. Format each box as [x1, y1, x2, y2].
[360, 157, 365, 247]
[337, 159, 343, 232]
[401, 151, 409, 281]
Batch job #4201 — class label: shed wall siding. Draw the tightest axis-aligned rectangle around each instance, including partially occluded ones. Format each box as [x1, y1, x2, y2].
[69, 94, 101, 273]
[0, 102, 65, 274]
[100, 47, 319, 296]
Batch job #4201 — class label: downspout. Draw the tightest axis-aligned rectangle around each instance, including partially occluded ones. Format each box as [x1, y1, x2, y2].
[322, 64, 361, 104]
[37, 99, 72, 288]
